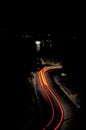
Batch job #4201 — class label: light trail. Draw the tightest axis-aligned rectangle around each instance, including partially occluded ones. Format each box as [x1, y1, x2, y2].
[38, 66, 64, 130]
[38, 71, 55, 129]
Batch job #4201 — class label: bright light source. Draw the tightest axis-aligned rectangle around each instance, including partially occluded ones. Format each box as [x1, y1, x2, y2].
[61, 73, 66, 76]
[35, 41, 41, 45]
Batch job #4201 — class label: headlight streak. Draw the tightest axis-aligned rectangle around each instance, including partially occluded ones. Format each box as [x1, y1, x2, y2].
[38, 66, 64, 130]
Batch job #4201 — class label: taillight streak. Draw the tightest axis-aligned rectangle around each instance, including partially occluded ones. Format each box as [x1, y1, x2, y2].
[39, 66, 64, 130]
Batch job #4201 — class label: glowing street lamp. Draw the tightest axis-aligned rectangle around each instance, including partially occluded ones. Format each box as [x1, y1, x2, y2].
[35, 41, 41, 52]
[35, 41, 41, 45]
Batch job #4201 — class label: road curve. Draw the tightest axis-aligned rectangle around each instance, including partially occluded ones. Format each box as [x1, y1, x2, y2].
[38, 66, 64, 130]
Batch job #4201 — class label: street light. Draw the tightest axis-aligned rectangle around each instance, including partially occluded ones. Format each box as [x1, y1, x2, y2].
[35, 41, 41, 45]
[35, 41, 41, 52]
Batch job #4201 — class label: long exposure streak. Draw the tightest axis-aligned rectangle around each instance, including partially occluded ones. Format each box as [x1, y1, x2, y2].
[38, 66, 64, 130]
[38, 71, 55, 129]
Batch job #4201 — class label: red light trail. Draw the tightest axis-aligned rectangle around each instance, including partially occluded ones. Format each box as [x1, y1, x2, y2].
[38, 66, 64, 130]
[39, 70, 54, 129]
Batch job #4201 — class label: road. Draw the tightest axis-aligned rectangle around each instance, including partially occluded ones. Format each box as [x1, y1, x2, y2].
[35, 65, 80, 130]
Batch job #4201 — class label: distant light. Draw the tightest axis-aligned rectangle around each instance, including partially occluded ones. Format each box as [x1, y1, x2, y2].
[48, 34, 51, 36]
[61, 73, 66, 76]
[46, 40, 49, 42]
[35, 41, 41, 52]
[25, 35, 29, 38]
[35, 41, 41, 45]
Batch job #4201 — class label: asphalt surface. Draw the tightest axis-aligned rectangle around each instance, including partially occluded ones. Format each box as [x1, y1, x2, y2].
[15, 66, 80, 130]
